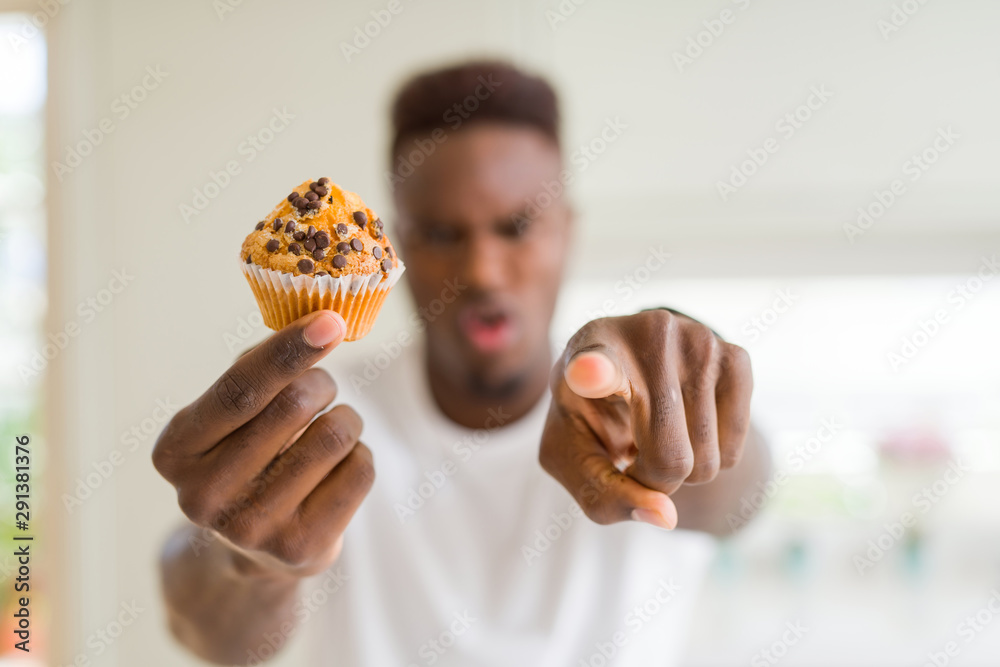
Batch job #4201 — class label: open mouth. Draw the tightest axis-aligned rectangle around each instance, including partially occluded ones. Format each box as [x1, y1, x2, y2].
[457, 303, 516, 353]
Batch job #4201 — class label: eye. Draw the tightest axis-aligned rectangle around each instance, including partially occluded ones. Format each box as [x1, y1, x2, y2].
[421, 225, 462, 246]
[498, 215, 531, 240]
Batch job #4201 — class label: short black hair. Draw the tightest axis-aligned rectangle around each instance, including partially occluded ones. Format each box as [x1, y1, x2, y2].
[389, 59, 560, 164]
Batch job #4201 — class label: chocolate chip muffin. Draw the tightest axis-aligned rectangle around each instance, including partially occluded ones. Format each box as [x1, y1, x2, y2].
[240, 178, 404, 340]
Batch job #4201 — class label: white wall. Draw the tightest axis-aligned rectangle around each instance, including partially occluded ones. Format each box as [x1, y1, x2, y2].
[33, 0, 1000, 664]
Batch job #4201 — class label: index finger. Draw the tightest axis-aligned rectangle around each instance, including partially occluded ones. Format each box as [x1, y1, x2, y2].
[166, 310, 346, 454]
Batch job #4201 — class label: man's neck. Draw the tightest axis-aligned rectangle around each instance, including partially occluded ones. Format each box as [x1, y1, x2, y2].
[424, 346, 552, 430]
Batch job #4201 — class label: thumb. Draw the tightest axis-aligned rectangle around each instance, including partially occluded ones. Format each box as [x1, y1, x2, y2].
[565, 350, 629, 400]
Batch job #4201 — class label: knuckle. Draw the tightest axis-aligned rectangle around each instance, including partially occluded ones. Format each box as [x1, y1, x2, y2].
[686, 455, 721, 483]
[270, 383, 314, 424]
[270, 335, 313, 376]
[720, 448, 743, 469]
[313, 415, 356, 461]
[151, 440, 174, 480]
[214, 369, 261, 417]
[176, 487, 214, 527]
[646, 453, 695, 482]
[724, 343, 752, 375]
[151, 412, 188, 479]
[224, 510, 264, 550]
[350, 446, 376, 491]
[266, 531, 312, 568]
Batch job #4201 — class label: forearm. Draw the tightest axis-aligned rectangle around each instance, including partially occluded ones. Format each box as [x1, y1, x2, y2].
[671, 424, 772, 536]
[159, 523, 302, 665]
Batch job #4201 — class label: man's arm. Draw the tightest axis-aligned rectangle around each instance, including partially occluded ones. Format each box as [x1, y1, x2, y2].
[152, 311, 373, 664]
[159, 524, 303, 664]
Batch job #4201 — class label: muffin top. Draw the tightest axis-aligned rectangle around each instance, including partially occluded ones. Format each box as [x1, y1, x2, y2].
[241, 178, 399, 278]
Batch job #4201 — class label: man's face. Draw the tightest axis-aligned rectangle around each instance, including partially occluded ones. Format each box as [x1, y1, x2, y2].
[394, 123, 571, 396]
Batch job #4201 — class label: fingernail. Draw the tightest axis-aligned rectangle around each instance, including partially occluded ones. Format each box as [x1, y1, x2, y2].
[303, 312, 344, 349]
[631, 508, 676, 530]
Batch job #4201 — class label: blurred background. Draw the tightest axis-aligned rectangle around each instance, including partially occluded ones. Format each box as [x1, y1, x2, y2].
[1, 0, 998, 664]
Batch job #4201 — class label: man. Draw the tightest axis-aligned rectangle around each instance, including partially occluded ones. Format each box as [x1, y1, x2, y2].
[153, 61, 769, 665]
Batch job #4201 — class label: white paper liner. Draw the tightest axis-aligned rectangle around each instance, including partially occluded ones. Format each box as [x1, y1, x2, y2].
[240, 259, 405, 340]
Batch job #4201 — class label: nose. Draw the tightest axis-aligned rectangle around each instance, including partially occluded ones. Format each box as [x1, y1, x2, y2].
[458, 232, 508, 293]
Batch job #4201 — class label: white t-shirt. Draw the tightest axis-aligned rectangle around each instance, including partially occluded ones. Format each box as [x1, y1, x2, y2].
[303, 342, 716, 666]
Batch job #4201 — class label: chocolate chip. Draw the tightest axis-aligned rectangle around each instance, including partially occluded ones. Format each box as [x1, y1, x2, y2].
[288, 243, 301, 255]
[304, 239, 317, 252]
[293, 231, 306, 241]
[374, 218, 383, 229]
[336, 223, 348, 236]
[305, 191, 319, 202]
[272, 220, 282, 232]
[318, 177, 330, 185]
[245, 254, 252, 263]
[372, 246, 382, 259]
[266, 239, 280, 252]
[316, 271, 329, 277]
[332, 255, 347, 269]
[385, 246, 393, 257]
[307, 225, 316, 238]
[350, 238, 363, 252]
[381, 258, 392, 272]
[284, 220, 295, 233]
[336, 241, 350, 253]
[374, 231, 383, 240]
[255, 221, 265, 231]
[293, 197, 308, 208]
[314, 231, 330, 248]
[287, 192, 298, 202]
[297, 258, 314, 273]
[309, 182, 320, 191]
[306, 201, 321, 210]
[315, 187, 328, 197]
[312, 248, 325, 261]
[352, 211, 367, 227]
